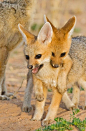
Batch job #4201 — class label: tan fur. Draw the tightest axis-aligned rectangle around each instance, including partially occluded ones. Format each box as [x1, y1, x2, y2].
[62, 37, 86, 110]
[22, 17, 76, 114]
[42, 87, 62, 125]
[18, 16, 77, 125]
[45, 16, 76, 94]
[0, 0, 36, 111]
[18, 23, 62, 126]
[66, 36, 86, 109]
[19, 17, 86, 126]
[46, 17, 86, 110]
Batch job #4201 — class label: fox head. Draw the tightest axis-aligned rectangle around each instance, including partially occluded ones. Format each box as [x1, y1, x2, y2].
[44, 15, 76, 68]
[18, 22, 53, 74]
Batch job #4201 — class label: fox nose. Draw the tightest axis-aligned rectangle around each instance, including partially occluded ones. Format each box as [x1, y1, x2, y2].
[50, 60, 59, 68]
[52, 64, 59, 68]
[27, 65, 33, 69]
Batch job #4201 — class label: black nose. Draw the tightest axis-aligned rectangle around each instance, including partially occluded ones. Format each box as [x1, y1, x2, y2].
[52, 64, 59, 68]
[27, 65, 33, 69]
[50, 60, 59, 68]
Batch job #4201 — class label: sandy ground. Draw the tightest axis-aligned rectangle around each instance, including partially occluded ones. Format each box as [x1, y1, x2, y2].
[0, 91, 86, 131]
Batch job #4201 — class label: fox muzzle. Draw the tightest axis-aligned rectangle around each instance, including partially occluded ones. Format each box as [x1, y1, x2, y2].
[50, 60, 59, 68]
[27, 65, 33, 69]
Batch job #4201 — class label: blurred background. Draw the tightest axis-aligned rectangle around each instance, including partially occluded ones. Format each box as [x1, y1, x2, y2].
[31, 0, 86, 36]
[6, 0, 86, 97]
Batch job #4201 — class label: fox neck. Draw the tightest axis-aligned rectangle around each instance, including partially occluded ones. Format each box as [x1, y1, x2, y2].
[33, 62, 60, 89]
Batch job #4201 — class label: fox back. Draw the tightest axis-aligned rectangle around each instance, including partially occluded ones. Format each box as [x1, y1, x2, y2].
[0, 0, 35, 51]
[67, 36, 86, 85]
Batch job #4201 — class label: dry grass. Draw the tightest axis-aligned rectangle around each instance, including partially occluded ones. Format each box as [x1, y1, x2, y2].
[31, 0, 86, 36]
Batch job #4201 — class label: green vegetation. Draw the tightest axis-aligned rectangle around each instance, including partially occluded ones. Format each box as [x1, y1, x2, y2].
[67, 87, 73, 93]
[74, 27, 81, 33]
[31, 23, 43, 31]
[36, 109, 86, 131]
[48, 89, 52, 92]
[36, 87, 85, 131]
[67, 87, 84, 94]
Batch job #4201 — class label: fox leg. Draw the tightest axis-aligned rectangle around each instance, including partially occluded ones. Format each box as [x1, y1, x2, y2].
[22, 70, 33, 112]
[72, 83, 80, 109]
[0, 47, 10, 100]
[0, 47, 15, 100]
[1, 74, 7, 95]
[0, 72, 13, 100]
[58, 56, 72, 94]
[33, 77, 44, 102]
[32, 85, 47, 121]
[62, 91, 75, 110]
[42, 88, 62, 126]
[58, 72, 67, 94]
[2, 74, 14, 97]
[78, 76, 86, 109]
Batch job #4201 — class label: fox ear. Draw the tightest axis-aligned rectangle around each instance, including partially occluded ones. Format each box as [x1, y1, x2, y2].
[18, 24, 35, 45]
[44, 15, 47, 23]
[62, 16, 76, 38]
[44, 15, 56, 29]
[38, 22, 53, 45]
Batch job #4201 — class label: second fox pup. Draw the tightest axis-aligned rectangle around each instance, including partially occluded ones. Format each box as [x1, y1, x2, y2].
[18, 16, 75, 125]
[46, 17, 86, 110]
[44, 16, 76, 94]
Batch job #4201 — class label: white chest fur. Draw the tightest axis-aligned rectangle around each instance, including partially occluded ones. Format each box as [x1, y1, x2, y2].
[36, 63, 60, 89]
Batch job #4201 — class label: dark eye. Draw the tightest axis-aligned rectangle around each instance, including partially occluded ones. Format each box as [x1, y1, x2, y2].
[35, 54, 42, 59]
[25, 55, 29, 60]
[60, 52, 66, 57]
[52, 52, 55, 57]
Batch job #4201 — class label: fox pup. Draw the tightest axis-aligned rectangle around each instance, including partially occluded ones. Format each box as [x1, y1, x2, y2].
[0, 0, 35, 109]
[44, 15, 76, 95]
[46, 17, 86, 110]
[18, 16, 76, 125]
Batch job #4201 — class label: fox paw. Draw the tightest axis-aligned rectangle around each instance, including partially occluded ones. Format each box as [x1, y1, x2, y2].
[0, 93, 16, 100]
[58, 87, 67, 94]
[7, 93, 16, 99]
[42, 119, 53, 126]
[69, 106, 76, 110]
[31, 116, 41, 121]
[35, 94, 44, 102]
[22, 105, 33, 112]
[69, 104, 79, 110]
[65, 103, 75, 110]
[31, 118, 38, 121]
[0, 95, 10, 100]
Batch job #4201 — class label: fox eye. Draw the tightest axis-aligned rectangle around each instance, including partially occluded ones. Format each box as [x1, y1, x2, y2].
[35, 54, 42, 59]
[52, 52, 55, 57]
[60, 52, 66, 57]
[25, 55, 29, 60]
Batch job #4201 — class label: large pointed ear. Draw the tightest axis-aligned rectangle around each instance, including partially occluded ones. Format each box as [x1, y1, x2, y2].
[38, 22, 53, 45]
[61, 16, 76, 38]
[44, 15, 47, 23]
[18, 24, 35, 45]
[44, 15, 56, 28]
